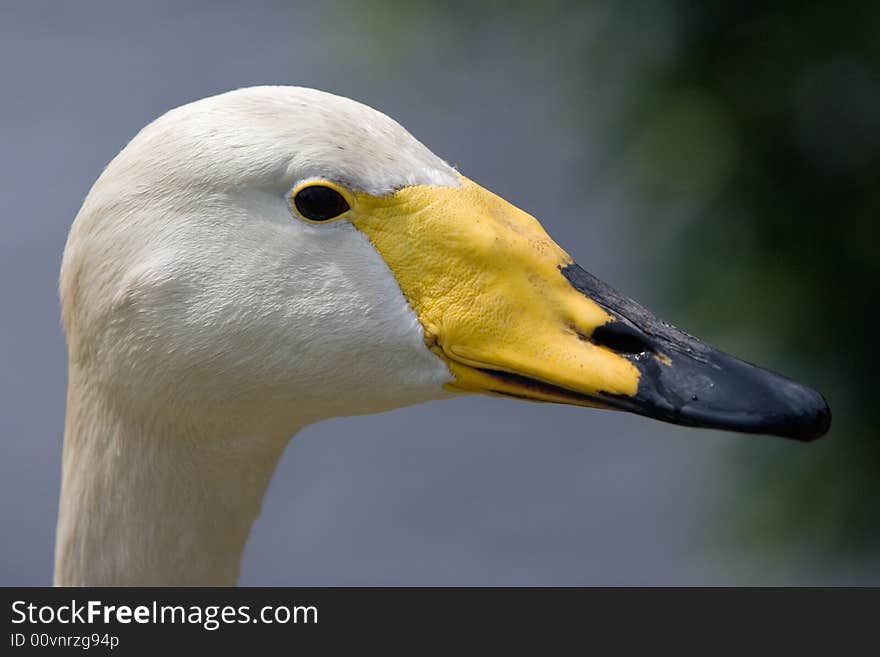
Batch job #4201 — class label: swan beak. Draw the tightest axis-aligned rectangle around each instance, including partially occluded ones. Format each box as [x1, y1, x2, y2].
[352, 177, 831, 441]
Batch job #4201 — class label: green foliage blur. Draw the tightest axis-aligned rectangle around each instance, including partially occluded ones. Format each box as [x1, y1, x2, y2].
[362, 1, 880, 556]
[612, 2, 880, 555]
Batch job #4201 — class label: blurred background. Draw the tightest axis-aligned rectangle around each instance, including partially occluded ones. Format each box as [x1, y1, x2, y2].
[1, 0, 877, 584]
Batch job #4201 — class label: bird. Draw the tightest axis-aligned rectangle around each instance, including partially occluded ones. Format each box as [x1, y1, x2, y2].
[55, 86, 831, 586]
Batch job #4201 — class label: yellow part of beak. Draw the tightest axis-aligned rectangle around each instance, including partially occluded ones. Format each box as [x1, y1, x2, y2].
[351, 176, 640, 404]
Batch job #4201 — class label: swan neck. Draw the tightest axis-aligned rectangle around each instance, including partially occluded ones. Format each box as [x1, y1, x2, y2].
[54, 371, 295, 586]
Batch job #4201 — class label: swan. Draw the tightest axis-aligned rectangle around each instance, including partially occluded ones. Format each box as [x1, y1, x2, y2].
[56, 86, 830, 586]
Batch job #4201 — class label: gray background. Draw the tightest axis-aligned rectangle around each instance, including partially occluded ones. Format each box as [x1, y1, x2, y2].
[1, 1, 866, 585]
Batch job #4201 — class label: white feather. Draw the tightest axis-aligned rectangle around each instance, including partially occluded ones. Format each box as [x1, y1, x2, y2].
[56, 87, 458, 585]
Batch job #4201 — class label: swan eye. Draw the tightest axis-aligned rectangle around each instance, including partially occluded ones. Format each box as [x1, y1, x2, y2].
[293, 185, 350, 222]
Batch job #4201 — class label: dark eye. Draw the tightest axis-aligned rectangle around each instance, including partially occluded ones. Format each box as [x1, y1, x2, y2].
[293, 185, 350, 222]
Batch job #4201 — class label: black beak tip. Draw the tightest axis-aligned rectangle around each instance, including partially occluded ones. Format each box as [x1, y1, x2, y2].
[631, 349, 833, 442]
[727, 359, 832, 441]
[559, 262, 832, 442]
[777, 385, 831, 442]
[676, 365, 832, 442]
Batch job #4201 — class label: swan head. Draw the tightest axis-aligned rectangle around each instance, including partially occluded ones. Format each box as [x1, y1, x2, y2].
[61, 86, 830, 441]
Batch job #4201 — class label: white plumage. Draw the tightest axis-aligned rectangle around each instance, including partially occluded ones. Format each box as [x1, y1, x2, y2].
[57, 87, 459, 585]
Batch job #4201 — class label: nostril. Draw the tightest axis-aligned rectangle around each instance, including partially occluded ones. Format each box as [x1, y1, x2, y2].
[591, 321, 652, 355]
